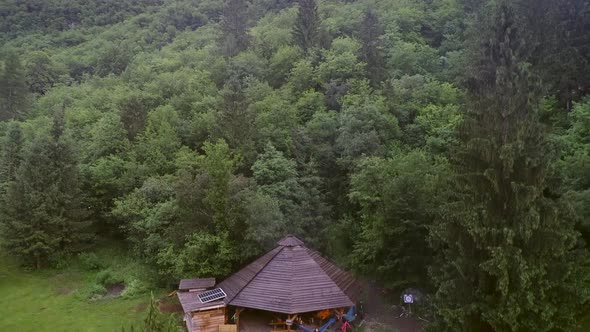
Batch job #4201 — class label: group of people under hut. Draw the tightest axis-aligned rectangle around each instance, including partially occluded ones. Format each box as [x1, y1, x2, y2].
[270, 304, 362, 332]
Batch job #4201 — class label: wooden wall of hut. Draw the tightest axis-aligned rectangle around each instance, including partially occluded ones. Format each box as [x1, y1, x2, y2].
[189, 308, 226, 332]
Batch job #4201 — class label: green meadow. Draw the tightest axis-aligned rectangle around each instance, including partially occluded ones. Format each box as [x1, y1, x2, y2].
[0, 248, 162, 332]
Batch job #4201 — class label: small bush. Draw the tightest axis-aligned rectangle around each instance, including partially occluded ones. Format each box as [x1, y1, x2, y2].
[77, 283, 107, 300]
[122, 278, 149, 298]
[54, 254, 71, 270]
[95, 269, 122, 286]
[79, 252, 102, 270]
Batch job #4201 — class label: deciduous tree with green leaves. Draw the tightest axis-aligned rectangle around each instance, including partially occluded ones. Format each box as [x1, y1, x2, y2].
[350, 149, 449, 290]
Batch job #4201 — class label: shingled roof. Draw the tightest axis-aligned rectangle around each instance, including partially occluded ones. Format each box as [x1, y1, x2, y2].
[178, 235, 360, 314]
[179, 278, 216, 291]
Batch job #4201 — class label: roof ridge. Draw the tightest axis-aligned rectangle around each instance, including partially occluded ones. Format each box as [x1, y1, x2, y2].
[277, 234, 305, 247]
[295, 246, 353, 311]
[286, 246, 297, 313]
[304, 247, 357, 301]
[226, 245, 286, 304]
[224, 245, 355, 314]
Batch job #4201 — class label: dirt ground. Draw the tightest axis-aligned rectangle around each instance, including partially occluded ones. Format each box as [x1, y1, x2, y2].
[360, 283, 425, 332]
[158, 295, 184, 313]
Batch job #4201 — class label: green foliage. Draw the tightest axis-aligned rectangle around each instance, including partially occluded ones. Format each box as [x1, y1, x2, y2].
[122, 278, 151, 298]
[252, 143, 329, 245]
[557, 97, 590, 238]
[24, 51, 66, 95]
[157, 232, 236, 279]
[359, 9, 386, 86]
[240, 189, 286, 253]
[293, 0, 320, 53]
[251, 7, 298, 58]
[0, 122, 23, 196]
[125, 294, 180, 332]
[337, 82, 400, 167]
[77, 282, 108, 300]
[429, 3, 590, 331]
[350, 150, 450, 289]
[315, 37, 365, 84]
[0, 50, 29, 120]
[1, 0, 589, 329]
[78, 252, 103, 271]
[220, 0, 250, 57]
[1, 109, 92, 268]
[268, 46, 302, 87]
[0, 0, 164, 36]
[289, 59, 315, 93]
[95, 269, 123, 286]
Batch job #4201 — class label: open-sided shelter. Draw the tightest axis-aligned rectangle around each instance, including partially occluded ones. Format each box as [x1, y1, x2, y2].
[178, 235, 360, 332]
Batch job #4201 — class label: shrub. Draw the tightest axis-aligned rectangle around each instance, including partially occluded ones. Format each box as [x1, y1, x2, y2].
[78, 252, 103, 270]
[77, 283, 107, 300]
[95, 269, 122, 286]
[122, 278, 149, 298]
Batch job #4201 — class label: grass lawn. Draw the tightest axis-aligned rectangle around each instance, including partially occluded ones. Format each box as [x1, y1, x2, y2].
[0, 251, 157, 332]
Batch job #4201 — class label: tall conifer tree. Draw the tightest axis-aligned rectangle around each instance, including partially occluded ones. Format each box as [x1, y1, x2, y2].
[359, 9, 385, 86]
[220, 0, 250, 57]
[0, 122, 23, 192]
[429, 2, 590, 331]
[293, 0, 320, 54]
[1, 108, 91, 268]
[0, 50, 29, 121]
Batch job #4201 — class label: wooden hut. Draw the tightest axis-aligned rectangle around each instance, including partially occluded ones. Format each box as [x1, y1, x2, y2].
[177, 235, 360, 332]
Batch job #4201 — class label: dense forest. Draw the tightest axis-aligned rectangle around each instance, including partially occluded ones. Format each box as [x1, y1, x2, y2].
[1, 0, 589, 330]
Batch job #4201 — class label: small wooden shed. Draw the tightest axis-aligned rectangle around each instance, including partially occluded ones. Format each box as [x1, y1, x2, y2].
[177, 235, 360, 332]
[179, 278, 216, 292]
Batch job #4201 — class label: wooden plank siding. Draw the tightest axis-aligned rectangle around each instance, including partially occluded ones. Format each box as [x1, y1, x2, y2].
[191, 308, 226, 332]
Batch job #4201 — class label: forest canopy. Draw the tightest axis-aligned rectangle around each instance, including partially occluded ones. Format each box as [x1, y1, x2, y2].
[1, 0, 589, 331]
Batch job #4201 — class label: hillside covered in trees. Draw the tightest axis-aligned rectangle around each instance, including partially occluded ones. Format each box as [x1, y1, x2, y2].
[1, 0, 590, 331]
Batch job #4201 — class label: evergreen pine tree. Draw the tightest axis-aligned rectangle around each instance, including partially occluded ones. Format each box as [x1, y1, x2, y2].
[293, 0, 320, 54]
[429, 3, 590, 331]
[0, 121, 23, 195]
[359, 9, 385, 86]
[295, 160, 331, 248]
[0, 50, 29, 121]
[522, 0, 590, 109]
[220, 0, 250, 57]
[215, 75, 256, 164]
[0, 121, 23, 243]
[1, 108, 92, 268]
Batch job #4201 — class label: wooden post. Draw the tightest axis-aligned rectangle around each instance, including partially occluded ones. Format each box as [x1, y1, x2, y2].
[286, 314, 297, 331]
[235, 307, 244, 329]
